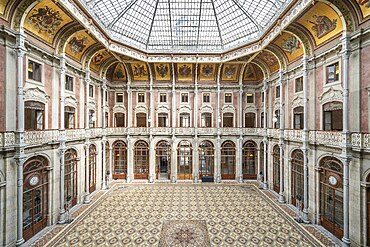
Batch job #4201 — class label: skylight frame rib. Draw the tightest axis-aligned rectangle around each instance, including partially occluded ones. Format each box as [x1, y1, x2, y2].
[230, 0, 262, 31]
[145, 0, 161, 49]
[210, 0, 224, 50]
[167, 0, 174, 50]
[196, 0, 203, 49]
[107, 0, 139, 29]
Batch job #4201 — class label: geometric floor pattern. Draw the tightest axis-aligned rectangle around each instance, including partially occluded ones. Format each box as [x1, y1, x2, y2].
[47, 184, 323, 246]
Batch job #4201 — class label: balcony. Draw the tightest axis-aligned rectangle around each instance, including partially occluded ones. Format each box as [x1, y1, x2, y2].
[24, 130, 59, 146]
[284, 129, 303, 142]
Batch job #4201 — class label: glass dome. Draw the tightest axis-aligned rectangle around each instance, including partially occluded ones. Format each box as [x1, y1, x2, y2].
[84, 0, 290, 53]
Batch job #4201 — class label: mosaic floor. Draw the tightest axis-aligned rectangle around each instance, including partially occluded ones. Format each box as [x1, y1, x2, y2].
[46, 184, 325, 246]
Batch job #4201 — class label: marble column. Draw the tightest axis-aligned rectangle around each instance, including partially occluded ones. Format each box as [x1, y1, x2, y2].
[278, 70, 286, 203]
[84, 70, 91, 204]
[101, 78, 107, 189]
[263, 78, 268, 190]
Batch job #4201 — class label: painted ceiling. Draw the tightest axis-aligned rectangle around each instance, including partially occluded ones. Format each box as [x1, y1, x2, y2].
[90, 49, 111, 73]
[66, 30, 96, 61]
[273, 32, 304, 62]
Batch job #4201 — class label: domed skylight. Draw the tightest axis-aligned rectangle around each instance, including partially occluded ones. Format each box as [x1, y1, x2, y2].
[84, 0, 290, 53]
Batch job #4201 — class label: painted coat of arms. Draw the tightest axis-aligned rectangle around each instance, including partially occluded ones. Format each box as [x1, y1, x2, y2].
[262, 53, 276, 66]
[359, 0, 370, 8]
[28, 6, 63, 37]
[309, 15, 337, 39]
[281, 36, 300, 54]
[156, 64, 169, 78]
[201, 65, 214, 78]
[224, 65, 236, 79]
[178, 64, 191, 77]
[68, 36, 88, 54]
[114, 65, 126, 80]
[133, 64, 148, 77]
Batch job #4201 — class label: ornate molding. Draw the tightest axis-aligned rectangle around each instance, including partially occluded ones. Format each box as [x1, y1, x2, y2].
[222, 105, 235, 113]
[319, 87, 343, 104]
[65, 95, 78, 108]
[88, 99, 96, 110]
[24, 87, 50, 104]
[134, 105, 148, 113]
[113, 105, 126, 113]
[291, 95, 304, 109]
[244, 105, 257, 113]
[156, 105, 170, 113]
[200, 105, 213, 113]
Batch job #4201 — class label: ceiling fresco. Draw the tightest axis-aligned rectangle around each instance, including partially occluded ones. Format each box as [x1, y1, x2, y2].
[273, 32, 304, 62]
[221, 64, 240, 82]
[154, 63, 171, 81]
[66, 30, 96, 61]
[243, 63, 263, 82]
[112, 63, 127, 81]
[90, 49, 111, 72]
[24, 1, 73, 44]
[199, 64, 217, 82]
[297, 2, 343, 46]
[257, 51, 280, 73]
[0, 0, 9, 16]
[130, 63, 149, 81]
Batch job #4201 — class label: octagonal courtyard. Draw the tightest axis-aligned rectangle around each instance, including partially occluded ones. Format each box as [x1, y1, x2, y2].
[46, 184, 327, 246]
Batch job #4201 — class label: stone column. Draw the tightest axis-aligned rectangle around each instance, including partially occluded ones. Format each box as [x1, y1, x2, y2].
[171, 64, 177, 183]
[127, 136, 133, 182]
[301, 56, 310, 223]
[127, 85, 132, 128]
[149, 76, 155, 183]
[127, 85, 133, 183]
[101, 78, 107, 189]
[263, 78, 268, 190]
[238, 84, 243, 182]
[171, 136, 177, 183]
[216, 65, 222, 183]
[58, 54, 67, 223]
[193, 72, 199, 182]
[278, 70, 286, 203]
[340, 34, 352, 247]
[15, 31, 27, 246]
[84, 70, 91, 204]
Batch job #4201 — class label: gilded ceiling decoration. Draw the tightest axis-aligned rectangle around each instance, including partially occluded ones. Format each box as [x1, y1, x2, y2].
[24, 1, 72, 44]
[90, 50, 111, 72]
[297, 2, 343, 46]
[177, 64, 193, 81]
[244, 64, 257, 81]
[221, 64, 239, 81]
[0, 0, 9, 15]
[258, 51, 280, 73]
[273, 33, 304, 62]
[131, 63, 149, 81]
[113, 63, 127, 81]
[359, 0, 370, 17]
[154, 63, 171, 81]
[199, 64, 216, 81]
[66, 31, 96, 61]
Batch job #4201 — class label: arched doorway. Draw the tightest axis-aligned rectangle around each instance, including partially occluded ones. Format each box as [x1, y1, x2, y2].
[113, 141, 127, 179]
[199, 141, 214, 178]
[64, 149, 78, 208]
[319, 156, 343, 239]
[156, 141, 171, 179]
[273, 145, 282, 193]
[242, 141, 257, 179]
[221, 141, 236, 180]
[291, 149, 304, 207]
[177, 141, 192, 180]
[134, 140, 149, 179]
[89, 144, 97, 193]
[23, 156, 49, 241]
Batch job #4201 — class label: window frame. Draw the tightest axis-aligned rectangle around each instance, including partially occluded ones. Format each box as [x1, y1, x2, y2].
[137, 92, 145, 103]
[181, 93, 189, 103]
[202, 93, 210, 104]
[65, 75, 74, 92]
[159, 93, 167, 103]
[325, 61, 340, 85]
[295, 76, 303, 93]
[89, 85, 94, 98]
[246, 93, 254, 104]
[116, 92, 124, 103]
[224, 93, 232, 104]
[27, 59, 43, 84]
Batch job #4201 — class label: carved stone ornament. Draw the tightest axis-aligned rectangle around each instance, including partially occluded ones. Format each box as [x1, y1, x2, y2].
[291, 95, 304, 109]
[24, 87, 50, 104]
[88, 99, 96, 110]
[156, 105, 170, 113]
[222, 105, 235, 113]
[65, 95, 78, 108]
[113, 105, 126, 113]
[200, 105, 213, 113]
[134, 105, 148, 113]
[244, 105, 257, 113]
[178, 105, 191, 113]
[319, 87, 343, 105]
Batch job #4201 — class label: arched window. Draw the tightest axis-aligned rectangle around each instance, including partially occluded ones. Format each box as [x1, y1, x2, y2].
[177, 141, 192, 180]
[113, 141, 127, 179]
[323, 102, 343, 131]
[156, 141, 171, 179]
[221, 141, 235, 179]
[134, 141, 149, 179]
[65, 149, 78, 209]
[319, 156, 343, 239]
[89, 144, 97, 193]
[291, 149, 304, 207]
[244, 113, 256, 128]
[23, 156, 48, 241]
[25, 101, 45, 130]
[273, 145, 282, 193]
[199, 141, 214, 177]
[242, 141, 257, 179]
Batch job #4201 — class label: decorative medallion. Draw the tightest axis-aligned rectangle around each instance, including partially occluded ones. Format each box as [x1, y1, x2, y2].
[201, 65, 213, 78]
[281, 36, 300, 54]
[156, 64, 169, 78]
[28, 6, 63, 37]
[92, 51, 109, 65]
[29, 174, 40, 186]
[159, 220, 211, 247]
[68, 36, 88, 54]
[178, 64, 191, 77]
[113, 63, 127, 81]
[328, 175, 338, 186]
[309, 15, 337, 39]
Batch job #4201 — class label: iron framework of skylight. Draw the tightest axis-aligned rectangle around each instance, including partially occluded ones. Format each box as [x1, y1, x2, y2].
[84, 0, 290, 53]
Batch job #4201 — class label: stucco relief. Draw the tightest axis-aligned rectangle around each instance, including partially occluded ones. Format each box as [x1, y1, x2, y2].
[0, 170, 5, 184]
[113, 105, 126, 113]
[156, 105, 170, 113]
[244, 105, 257, 114]
[134, 105, 148, 113]
[200, 105, 213, 113]
[222, 105, 235, 113]
[88, 99, 96, 110]
[178, 105, 191, 114]
[291, 95, 304, 109]
[65, 95, 78, 108]
[319, 86, 343, 104]
[24, 87, 50, 104]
